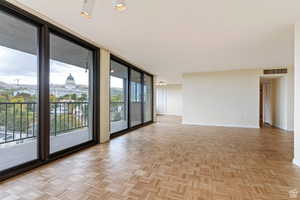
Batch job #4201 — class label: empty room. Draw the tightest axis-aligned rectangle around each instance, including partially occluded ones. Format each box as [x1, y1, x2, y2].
[0, 0, 300, 199]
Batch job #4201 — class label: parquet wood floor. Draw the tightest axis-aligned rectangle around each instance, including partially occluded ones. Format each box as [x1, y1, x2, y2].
[0, 116, 299, 200]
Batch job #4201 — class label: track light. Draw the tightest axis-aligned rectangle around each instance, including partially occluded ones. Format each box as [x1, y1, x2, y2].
[113, 0, 127, 11]
[81, 0, 95, 18]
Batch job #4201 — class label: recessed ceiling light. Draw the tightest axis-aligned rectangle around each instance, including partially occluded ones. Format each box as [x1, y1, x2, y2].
[113, 0, 127, 11]
[81, 0, 95, 18]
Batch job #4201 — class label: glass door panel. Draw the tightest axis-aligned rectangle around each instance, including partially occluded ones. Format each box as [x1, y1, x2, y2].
[49, 33, 93, 154]
[143, 74, 152, 122]
[130, 70, 142, 127]
[110, 60, 128, 134]
[0, 11, 39, 170]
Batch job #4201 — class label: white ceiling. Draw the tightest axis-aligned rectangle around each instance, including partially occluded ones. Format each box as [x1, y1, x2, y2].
[12, 0, 300, 83]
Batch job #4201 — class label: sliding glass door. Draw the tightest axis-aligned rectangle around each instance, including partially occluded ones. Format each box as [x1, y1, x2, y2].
[109, 56, 153, 136]
[49, 33, 94, 154]
[130, 70, 142, 127]
[143, 74, 153, 123]
[0, 2, 99, 179]
[110, 60, 128, 134]
[0, 10, 39, 171]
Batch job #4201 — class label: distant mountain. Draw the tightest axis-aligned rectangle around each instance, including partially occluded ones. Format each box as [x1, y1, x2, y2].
[0, 81, 10, 89]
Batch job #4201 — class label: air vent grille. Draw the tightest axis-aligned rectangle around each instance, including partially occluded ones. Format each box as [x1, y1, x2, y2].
[263, 68, 288, 75]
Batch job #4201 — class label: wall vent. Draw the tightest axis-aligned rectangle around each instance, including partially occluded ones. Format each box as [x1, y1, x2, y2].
[263, 68, 288, 75]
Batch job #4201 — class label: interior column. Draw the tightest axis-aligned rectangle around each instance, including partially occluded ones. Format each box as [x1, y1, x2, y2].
[99, 49, 111, 143]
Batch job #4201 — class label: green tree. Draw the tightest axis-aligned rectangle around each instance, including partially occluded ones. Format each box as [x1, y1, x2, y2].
[0, 95, 7, 102]
[71, 93, 77, 100]
[15, 93, 35, 102]
[111, 94, 122, 102]
[10, 96, 24, 103]
[50, 94, 57, 103]
[78, 93, 87, 101]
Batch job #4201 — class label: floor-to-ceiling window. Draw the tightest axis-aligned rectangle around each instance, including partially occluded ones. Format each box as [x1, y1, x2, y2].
[110, 56, 153, 136]
[130, 69, 142, 127]
[0, 2, 99, 180]
[0, 10, 39, 171]
[49, 33, 94, 154]
[110, 60, 128, 133]
[143, 74, 153, 123]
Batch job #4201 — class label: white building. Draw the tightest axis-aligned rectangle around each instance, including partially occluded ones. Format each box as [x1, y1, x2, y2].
[2, 74, 89, 99]
[50, 74, 88, 98]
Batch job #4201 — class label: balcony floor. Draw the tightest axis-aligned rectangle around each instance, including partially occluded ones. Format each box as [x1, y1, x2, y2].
[0, 115, 299, 200]
[111, 120, 128, 134]
[111, 120, 142, 134]
[0, 127, 90, 171]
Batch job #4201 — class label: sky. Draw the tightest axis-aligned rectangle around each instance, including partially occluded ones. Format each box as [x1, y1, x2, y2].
[0, 45, 123, 88]
[0, 45, 88, 86]
[0, 46, 39, 85]
[0, 45, 119, 88]
[50, 60, 88, 86]
[110, 76, 123, 88]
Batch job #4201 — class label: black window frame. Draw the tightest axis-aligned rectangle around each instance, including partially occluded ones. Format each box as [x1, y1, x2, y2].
[110, 55, 154, 138]
[0, 1, 100, 181]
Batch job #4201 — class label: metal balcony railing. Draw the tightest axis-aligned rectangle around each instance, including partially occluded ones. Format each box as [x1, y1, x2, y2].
[0, 102, 89, 144]
[110, 102, 126, 122]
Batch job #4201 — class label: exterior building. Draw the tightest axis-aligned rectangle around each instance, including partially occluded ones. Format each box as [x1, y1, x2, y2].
[50, 74, 88, 98]
[0, 74, 88, 99]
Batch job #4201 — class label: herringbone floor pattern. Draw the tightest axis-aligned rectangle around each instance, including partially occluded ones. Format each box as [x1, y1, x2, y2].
[0, 115, 299, 200]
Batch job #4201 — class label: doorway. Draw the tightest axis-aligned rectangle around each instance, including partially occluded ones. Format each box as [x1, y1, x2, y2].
[259, 76, 286, 129]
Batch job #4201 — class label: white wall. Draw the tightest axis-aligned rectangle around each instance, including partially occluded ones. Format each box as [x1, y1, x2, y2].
[262, 78, 288, 129]
[157, 86, 167, 114]
[294, 23, 300, 166]
[287, 67, 295, 131]
[272, 77, 288, 129]
[262, 80, 272, 125]
[182, 69, 260, 128]
[156, 84, 182, 116]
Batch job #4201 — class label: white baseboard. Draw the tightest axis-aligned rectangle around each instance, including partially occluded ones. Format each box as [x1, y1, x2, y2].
[269, 125, 294, 132]
[286, 129, 294, 132]
[293, 158, 300, 167]
[182, 121, 259, 129]
[157, 113, 182, 117]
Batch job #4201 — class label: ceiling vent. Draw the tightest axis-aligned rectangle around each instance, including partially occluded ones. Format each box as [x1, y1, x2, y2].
[263, 68, 288, 75]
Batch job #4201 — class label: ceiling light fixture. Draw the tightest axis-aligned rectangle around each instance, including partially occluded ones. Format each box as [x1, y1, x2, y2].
[158, 81, 167, 86]
[113, 0, 127, 11]
[81, 0, 95, 18]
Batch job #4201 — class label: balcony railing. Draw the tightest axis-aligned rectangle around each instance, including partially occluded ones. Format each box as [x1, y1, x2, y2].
[110, 102, 126, 122]
[0, 102, 88, 144]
